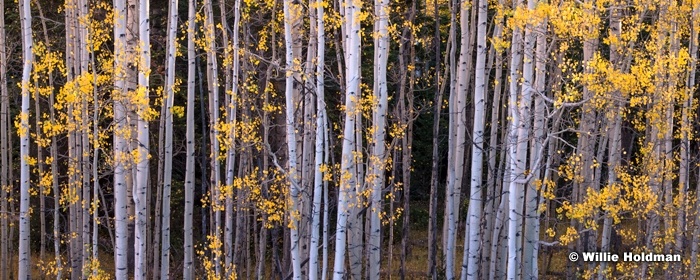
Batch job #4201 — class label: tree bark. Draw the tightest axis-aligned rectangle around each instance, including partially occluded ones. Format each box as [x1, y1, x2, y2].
[17, 0, 33, 277]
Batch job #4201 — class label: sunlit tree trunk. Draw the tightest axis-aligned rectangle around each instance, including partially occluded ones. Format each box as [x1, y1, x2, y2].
[17, 0, 33, 277]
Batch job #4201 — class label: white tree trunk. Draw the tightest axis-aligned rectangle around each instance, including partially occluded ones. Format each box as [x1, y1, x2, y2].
[17, 0, 33, 277]
[159, 0, 177, 277]
[223, 0, 240, 275]
[506, 0, 525, 277]
[183, 0, 196, 279]
[114, 0, 129, 278]
[134, 0, 151, 278]
[520, 0, 538, 278]
[309, 0, 326, 278]
[0, 0, 9, 277]
[202, 1, 221, 274]
[446, 1, 470, 278]
[283, 0, 302, 278]
[333, 0, 361, 277]
[369, 0, 388, 278]
[461, 0, 487, 277]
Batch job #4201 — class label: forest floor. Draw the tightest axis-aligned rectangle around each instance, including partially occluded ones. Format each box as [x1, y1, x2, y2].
[21, 202, 642, 279]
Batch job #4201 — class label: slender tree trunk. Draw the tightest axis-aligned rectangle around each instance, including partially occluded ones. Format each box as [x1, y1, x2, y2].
[333, 0, 361, 277]
[520, 0, 539, 278]
[17, 0, 33, 277]
[134, 1, 151, 278]
[158, 0, 177, 277]
[688, 1, 699, 279]
[461, 0, 488, 277]
[309, 0, 326, 278]
[114, 0, 129, 277]
[506, 0, 524, 277]
[428, 0, 444, 276]
[369, 0, 389, 277]
[283, 0, 303, 278]
[446, 0, 470, 278]
[183, 0, 196, 279]
[400, 4, 417, 280]
[222, 0, 239, 275]
[0, 0, 7, 275]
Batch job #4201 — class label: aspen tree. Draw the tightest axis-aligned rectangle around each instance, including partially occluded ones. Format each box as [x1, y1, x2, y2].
[400, 4, 416, 279]
[283, 0, 303, 277]
[17, 0, 33, 277]
[506, 0, 524, 278]
[0, 0, 9, 277]
[114, 0, 130, 277]
[309, 0, 326, 278]
[369, 0, 388, 277]
[202, 0, 222, 274]
[443, 0, 457, 273]
[159, 0, 177, 277]
[222, 0, 239, 274]
[689, 1, 700, 278]
[599, 4, 623, 278]
[77, 0, 91, 274]
[462, 0, 488, 277]
[183, 0, 197, 279]
[334, 0, 361, 277]
[428, 0, 446, 276]
[445, 0, 469, 278]
[520, 0, 540, 278]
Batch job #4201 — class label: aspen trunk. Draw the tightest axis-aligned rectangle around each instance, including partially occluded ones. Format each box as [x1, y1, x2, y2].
[461, 0, 488, 277]
[333, 0, 361, 277]
[0, 0, 7, 275]
[17, 0, 33, 277]
[159, 0, 177, 277]
[183, 0, 196, 279]
[114, 0, 130, 277]
[283, 0, 303, 278]
[309, 0, 326, 278]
